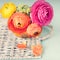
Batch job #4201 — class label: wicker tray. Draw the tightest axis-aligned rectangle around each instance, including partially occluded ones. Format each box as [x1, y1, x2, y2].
[0, 15, 53, 59]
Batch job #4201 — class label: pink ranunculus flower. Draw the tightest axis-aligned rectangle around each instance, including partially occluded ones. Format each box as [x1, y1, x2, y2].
[30, 0, 53, 26]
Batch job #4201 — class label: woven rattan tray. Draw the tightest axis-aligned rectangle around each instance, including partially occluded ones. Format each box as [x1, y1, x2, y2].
[0, 15, 53, 59]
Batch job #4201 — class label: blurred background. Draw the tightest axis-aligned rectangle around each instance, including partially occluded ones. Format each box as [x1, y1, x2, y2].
[0, 0, 60, 60]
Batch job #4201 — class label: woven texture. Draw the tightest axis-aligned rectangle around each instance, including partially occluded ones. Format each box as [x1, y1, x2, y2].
[0, 15, 53, 59]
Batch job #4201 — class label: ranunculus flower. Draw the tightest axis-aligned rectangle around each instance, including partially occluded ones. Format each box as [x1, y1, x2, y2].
[30, 0, 53, 26]
[8, 12, 31, 35]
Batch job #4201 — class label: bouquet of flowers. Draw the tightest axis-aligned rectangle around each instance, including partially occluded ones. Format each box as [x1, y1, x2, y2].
[0, 0, 53, 58]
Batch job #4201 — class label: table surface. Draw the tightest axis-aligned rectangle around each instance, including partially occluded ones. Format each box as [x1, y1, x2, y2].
[0, 0, 60, 60]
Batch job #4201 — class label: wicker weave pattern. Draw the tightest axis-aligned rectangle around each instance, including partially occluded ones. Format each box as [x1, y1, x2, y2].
[0, 25, 42, 58]
[0, 15, 53, 59]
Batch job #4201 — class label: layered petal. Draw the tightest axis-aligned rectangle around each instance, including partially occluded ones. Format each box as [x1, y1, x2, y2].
[30, 0, 53, 26]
